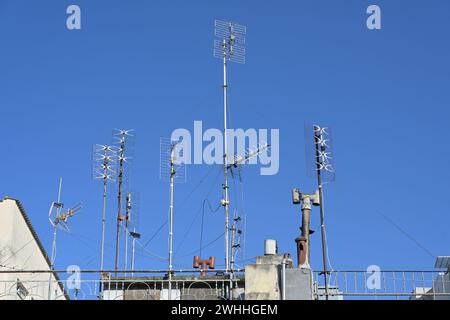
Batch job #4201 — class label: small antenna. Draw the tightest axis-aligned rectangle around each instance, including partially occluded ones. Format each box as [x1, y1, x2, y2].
[230, 210, 246, 271]
[124, 192, 132, 273]
[160, 137, 186, 300]
[214, 19, 247, 274]
[130, 229, 141, 277]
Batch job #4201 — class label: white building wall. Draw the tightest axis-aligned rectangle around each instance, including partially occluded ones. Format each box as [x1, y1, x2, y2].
[0, 198, 66, 300]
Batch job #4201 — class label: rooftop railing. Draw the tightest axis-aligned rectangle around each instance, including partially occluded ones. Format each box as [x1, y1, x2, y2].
[313, 270, 450, 300]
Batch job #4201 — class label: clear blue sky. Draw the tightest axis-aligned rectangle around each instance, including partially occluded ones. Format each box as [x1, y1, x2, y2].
[1, 0, 449, 277]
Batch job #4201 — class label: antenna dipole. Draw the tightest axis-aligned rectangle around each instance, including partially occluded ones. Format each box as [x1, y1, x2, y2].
[214, 19, 246, 273]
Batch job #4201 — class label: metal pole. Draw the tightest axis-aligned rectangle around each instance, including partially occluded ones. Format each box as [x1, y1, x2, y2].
[314, 132, 329, 299]
[282, 262, 286, 300]
[222, 43, 230, 273]
[124, 193, 131, 273]
[168, 145, 176, 300]
[114, 139, 125, 272]
[100, 160, 108, 272]
[230, 223, 235, 272]
[48, 178, 62, 300]
[48, 225, 57, 300]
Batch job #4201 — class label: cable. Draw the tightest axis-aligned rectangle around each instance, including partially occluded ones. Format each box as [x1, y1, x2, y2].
[377, 211, 435, 259]
[177, 232, 225, 259]
[199, 199, 222, 257]
[142, 219, 167, 248]
[174, 167, 222, 255]
[141, 164, 220, 249]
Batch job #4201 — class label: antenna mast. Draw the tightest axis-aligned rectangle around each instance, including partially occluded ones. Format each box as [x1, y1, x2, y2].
[93, 145, 117, 272]
[124, 192, 132, 273]
[160, 138, 186, 300]
[47, 179, 82, 299]
[311, 124, 335, 300]
[113, 129, 134, 272]
[214, 19, 246, 272]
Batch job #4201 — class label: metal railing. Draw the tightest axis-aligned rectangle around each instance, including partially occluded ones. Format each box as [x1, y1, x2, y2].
[2, 268, 449, 300]
[0, 269, 244, 300]
[313, 270, 450, 300]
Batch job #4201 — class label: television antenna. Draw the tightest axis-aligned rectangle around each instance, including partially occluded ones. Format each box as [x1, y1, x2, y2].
[47, 178, 82, 299]
[160, 137, 186, 300]
[214, 19, 246, 273]
[228, 143, 270, 182]
[92, 144, 117, 272]
[305, 124, 336, 300]
[112, 129, 135, 272]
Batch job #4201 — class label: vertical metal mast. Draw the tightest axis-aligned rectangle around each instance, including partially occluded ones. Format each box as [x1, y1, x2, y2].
[124, 192, 132, 272]
[160, 137, 186, 300]
[222, 44, 230, 273]
[314, 139, 329, 299]
[101, 164, 108, 272]
[214, 20, 246, 272]
[47, 182, 81, 300]
[168, 143, 176, 300]
[313, 125, 334, 299]
[114, 137, 125, 272]
[48, 178, 62, 300]
[93, 144, 116, 291]
[51, 178, 63, 268]
[112, 129, 134, 273]
[131, 228, 137, 276]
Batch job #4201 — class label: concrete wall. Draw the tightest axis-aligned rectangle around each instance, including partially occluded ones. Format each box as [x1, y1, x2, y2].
[245, 254, 314, 300]
[284, 268, 313, 300]
[0, 198, 66, 300]
[245, 264, 281, 300]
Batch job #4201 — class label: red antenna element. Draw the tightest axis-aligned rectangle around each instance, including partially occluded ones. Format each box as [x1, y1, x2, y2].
[193, 256, 216, 276]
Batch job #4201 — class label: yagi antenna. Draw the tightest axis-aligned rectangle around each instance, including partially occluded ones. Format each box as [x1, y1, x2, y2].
[49, 203, 82, 233]
[228, 143, 270, 182]
[47, 178, 82, 299]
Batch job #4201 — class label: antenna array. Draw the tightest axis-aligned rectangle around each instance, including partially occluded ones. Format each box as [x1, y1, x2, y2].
[112, 129, 135, 272]
[92, 144, 117, 273]
[214, 20, 247, 64]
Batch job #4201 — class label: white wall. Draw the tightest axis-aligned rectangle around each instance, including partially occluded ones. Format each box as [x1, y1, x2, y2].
[0, 198, 66, 300]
